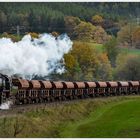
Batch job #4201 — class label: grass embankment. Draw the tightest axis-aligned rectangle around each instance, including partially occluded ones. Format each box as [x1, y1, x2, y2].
[0, 96, 140, 138]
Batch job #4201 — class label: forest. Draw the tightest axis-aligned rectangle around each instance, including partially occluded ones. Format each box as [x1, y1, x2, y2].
[0, 2, 139, 34]
[0, 2, 140, 81]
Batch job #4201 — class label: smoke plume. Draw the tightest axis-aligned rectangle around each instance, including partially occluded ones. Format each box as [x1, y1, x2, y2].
[0, 33, 72, 79]
[0, 101, 12, 110]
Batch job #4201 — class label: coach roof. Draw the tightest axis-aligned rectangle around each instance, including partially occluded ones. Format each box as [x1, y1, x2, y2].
[62, 82, 75, 89]
[129, 81, 139, 86]
[107, 81, 118, 87]
[74, 82, 86, 88]
[40, 81, 53, 89]
[85, 82, 96, 88]
[118, 81, 129, 87]
[52, 81, 64, 89]
[12, 78, 29, 89]
[29, 80, 41, 89]
[96, 82, 107, 87]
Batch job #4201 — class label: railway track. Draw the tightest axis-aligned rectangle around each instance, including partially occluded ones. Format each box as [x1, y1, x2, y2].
[0, 94, 139, 118]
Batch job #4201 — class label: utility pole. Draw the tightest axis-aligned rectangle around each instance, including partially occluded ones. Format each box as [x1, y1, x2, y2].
[136, 17, 140, 25]
[17, 25, 20, 36]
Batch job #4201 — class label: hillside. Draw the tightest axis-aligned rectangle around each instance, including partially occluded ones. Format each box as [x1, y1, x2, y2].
[61, 97, 140, 138]
[0, 96, 140, 137]
[0, 2, 139, 34]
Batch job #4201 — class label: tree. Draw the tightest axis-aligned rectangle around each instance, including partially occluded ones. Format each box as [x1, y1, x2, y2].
[95, 53, 112, 80]
[17, 13, 29, 31]
[104, 37, 119, 66]
[117, 23, 134, 48]
[0, 11, 7, 32]
[74, 21, 96, 41]
[63, 53, 81, 81]
[132, 26, 140, 49]
[64, 16, 81, 39]
[28, 32, 39, 38]
[91, 15, 104, 26]
[117, 24, 140, 49]
[13, 117, 25, 137]
[51, 31, 59, 38]
[64, 42, 99, 81]
[115, 54, 140, 80]
[92, 26, 111, 43]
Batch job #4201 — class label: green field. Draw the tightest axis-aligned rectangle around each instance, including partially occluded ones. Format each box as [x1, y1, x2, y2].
[0, 96, 140, 138]
[85, 42, 140, 55]
[60, 98, 140, 138]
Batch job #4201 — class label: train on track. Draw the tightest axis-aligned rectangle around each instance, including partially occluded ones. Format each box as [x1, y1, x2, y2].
[0, 73, 140, 105]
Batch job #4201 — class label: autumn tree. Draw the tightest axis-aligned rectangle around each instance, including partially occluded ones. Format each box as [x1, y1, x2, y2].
[115, 53, 140, 80]
[91, 15, 104, 26]
[64, 53, 81, 81]
[74, 21, 96, 41]
[64, 42, 99, 81]
[104, 37, 119, 66]
[51, 31, 59, 38]
[1, 32, 21, 42]
[132, 26, 140, 49]
[117, 24, 140, 49]
[95, 53, 112, 80]
[92, 26, 111, 44]
[64, 16, 81, 39]
[117, 23, 134, 48]
[28, 32, 39, 38]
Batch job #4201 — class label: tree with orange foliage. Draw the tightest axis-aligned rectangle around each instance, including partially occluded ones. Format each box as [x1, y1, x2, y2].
[91, 15, 104, 26]
[95, 53, 112, 80]
[28, 32, 39, 38]
[132, 26, 140, 49]
[64, 16, 81, 39]
[63, 42, 112, 81]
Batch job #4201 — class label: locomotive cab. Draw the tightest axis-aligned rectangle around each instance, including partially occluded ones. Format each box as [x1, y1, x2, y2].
[0, 74, 11, 104]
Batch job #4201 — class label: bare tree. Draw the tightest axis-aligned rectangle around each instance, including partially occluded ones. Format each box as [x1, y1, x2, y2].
[13, 117, 25, 137]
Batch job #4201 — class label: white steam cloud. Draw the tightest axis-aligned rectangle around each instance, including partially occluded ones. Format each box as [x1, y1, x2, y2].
[0, 101, 12, 110]
[0, 33, 72, 79]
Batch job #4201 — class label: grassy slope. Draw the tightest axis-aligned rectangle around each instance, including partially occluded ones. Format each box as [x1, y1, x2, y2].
[60, 98, 140, 138]
[0, 96, 140, 138]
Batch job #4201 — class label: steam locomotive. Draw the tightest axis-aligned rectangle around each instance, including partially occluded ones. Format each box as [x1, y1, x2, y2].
[0, 73, 139, 105]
